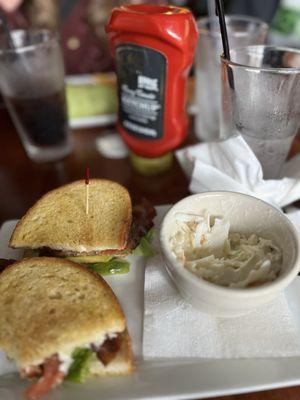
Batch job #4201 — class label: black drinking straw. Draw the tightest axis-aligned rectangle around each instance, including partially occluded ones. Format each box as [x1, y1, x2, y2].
[0, 9, 15, 50]
[215, 0, 230, 60]
[215, 0, 234, 89]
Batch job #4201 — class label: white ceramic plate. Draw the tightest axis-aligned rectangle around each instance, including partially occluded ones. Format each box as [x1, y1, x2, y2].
[1, 205, 300, 400]
[69, 114, 117, 129]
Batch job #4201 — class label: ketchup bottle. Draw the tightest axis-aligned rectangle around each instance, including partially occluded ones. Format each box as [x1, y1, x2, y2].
[106, 4, 198, 174]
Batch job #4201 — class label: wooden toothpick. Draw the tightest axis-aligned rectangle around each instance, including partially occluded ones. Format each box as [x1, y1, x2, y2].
[85, 166, 90, 215]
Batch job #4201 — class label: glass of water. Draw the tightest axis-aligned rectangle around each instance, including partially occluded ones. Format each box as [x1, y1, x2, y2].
[195, 16, 268, 141]
[220, 45, 300, 179]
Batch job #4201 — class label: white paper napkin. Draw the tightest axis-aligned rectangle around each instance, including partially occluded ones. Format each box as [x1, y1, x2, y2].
[144, 256, 300, 359]
[143, 209, 300, 359]
[176, 135, 300, 208]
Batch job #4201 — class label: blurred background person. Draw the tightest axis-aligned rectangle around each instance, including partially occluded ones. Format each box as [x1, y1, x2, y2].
[0, 0, 288, 76]
[0, 0, 22, 12]
[3, 0, 164, 74]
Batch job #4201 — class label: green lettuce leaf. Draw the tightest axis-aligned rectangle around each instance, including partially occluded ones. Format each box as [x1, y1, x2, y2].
[133, 228, 157, 259]
[88, 258, 130, 275]
[66, 348, 96, 383]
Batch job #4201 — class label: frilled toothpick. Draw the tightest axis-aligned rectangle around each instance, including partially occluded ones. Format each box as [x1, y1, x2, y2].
[85, 166, 90, 215]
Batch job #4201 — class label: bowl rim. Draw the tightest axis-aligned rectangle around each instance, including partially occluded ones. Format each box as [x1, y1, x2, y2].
[160, 191, 300, 299]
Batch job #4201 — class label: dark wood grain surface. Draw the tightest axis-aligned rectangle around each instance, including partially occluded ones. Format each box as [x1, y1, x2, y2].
[1, 108, 300, 400]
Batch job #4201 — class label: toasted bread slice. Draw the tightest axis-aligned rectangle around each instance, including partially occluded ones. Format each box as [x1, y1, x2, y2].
[0, 257, 134, 372]
[9, 179, 132, 253]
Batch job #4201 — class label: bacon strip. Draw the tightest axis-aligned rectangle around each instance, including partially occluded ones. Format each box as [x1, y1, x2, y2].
[20, 365, 42, 379]
[94, 336, 122, 366]
[127, 198, 156, 250]
[25, 355, 64, 400]
[22, 333, 123, 399]
[0, 259, 16, 274]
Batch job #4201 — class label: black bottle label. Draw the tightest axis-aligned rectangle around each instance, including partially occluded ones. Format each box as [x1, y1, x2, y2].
[116, 44, 166, 140]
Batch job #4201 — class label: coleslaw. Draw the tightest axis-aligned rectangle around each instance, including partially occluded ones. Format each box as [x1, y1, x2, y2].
[170, 212, 282, 288]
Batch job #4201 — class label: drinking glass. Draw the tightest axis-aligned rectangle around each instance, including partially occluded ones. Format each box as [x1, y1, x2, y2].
[195, 16, 268, 141]
[0, 30, 72, 162]
[220, 45, 300, 179]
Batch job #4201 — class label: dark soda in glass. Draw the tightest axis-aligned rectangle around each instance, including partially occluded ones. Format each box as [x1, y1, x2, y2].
[7, 89, 68, 147]
[0, 30, 72, 161]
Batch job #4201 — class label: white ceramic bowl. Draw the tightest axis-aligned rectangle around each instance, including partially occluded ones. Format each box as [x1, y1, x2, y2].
[160, 191, 300, 317]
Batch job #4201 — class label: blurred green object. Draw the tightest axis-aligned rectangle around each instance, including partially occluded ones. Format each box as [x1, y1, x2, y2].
[88, 258, 130, 276]
[271, 0, 300, 43]
[129, 151, 173, 176]
[272, 7, 300, 36]
[66, 74, 118, 119]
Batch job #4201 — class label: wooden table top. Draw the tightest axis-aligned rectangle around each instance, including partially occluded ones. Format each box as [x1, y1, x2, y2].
[1, 108, 300, 400]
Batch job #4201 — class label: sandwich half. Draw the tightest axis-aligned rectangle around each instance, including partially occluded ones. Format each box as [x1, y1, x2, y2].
[10, 179, 132, 256]
[0, 257, 134, 399]
[9, 179, 156, 272]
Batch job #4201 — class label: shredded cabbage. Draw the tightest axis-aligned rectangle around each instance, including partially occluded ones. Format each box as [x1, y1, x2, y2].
[170, 213, 282, 288]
